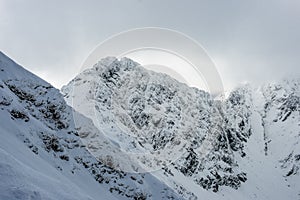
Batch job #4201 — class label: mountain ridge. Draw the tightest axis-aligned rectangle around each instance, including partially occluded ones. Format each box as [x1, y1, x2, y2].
[0, 52, 299, 199]
[0, 52, 183, 200]
[63, 56, 300, 199]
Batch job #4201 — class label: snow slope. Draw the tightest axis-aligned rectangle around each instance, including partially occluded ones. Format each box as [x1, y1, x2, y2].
[1, 51, 299, 200]
[62, 57, 300, 199]
[0, 51, 182, 200]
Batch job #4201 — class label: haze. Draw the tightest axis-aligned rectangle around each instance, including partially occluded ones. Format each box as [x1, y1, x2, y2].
[1, 0, 300, 91]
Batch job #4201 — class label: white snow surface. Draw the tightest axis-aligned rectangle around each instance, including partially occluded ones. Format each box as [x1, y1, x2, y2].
[0, 52, 182, 200]
[62, 57, 300, 199]
[0, 52, 299, 200]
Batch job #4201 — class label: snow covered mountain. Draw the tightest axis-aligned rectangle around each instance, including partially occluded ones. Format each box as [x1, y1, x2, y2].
[0, 51, 299, 200]
[0, 52, 182, 200]
[62, 57, 300, 199]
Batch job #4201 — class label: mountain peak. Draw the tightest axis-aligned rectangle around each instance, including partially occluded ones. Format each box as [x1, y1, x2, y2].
[0, 51, 49, 86]
[0, 53, 182, 200]
[1, 52, 300, 199]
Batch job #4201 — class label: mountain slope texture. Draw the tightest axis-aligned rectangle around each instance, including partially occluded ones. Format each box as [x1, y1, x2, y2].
[0, 52, 299, 199]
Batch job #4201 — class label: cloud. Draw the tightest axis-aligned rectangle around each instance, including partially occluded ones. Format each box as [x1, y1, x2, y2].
[0, 0, 299, 90]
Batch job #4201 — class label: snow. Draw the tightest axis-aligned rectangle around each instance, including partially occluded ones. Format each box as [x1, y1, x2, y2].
[0, 127, 110, 200]
[1, 51, 299, 200]
[62, 56, 300, 199]
[0, 51, 182, 200]
[0, 52, 117, 200]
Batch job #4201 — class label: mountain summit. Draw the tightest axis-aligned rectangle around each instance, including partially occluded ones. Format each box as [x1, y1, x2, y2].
[0, 52, 299, 199]
[0, 52, 182, 200]
[63, 56, 300, 199]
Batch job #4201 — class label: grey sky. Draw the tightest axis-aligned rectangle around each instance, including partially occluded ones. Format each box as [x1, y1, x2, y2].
[1, 0, 299, 91]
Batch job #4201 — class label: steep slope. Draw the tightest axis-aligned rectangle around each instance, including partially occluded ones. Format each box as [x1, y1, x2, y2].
[0, 52, 182, 200]
[1, 51, 299, 200]
[62, 57, 252, 198]
[62, 57, 300, 199]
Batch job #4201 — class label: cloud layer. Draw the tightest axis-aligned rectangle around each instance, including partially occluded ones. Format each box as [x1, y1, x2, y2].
[1, 0, 299, 91]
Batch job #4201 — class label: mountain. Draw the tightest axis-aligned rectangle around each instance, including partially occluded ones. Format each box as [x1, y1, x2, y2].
[0, 52, 182, 200]
[0, 51, 299, 200]
[62, 57, 300, 199]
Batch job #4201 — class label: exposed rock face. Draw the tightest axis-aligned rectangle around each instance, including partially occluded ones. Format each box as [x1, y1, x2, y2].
[0, 52, 182, 200]
[260, 80, 300, 180]
[62, 57, 300, 199]
[1, 51, 299, 200]
[61, 58, 252, 194]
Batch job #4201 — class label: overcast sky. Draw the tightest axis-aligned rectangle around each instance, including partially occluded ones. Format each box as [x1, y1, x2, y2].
[1, 0, 299, 91]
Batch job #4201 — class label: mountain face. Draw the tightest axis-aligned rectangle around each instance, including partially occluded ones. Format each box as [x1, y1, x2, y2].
[0, 52, 299, 200]
[62, 57, 300, 199]
[0, 52, 182, 200]
[62, 58, 251, 192]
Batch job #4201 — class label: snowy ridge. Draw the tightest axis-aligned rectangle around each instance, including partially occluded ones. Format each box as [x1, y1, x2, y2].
[0, 52, 299, 200]
[63, 57, 300, 199]
[0, 52, 182, 200]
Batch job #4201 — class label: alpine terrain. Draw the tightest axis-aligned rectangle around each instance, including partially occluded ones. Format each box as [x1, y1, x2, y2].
[0, 51, 299, 199]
